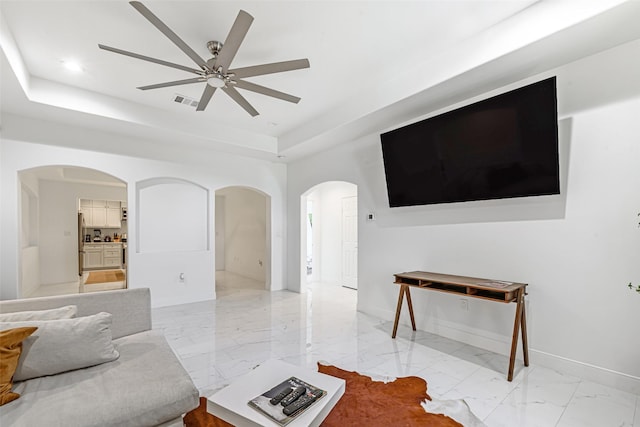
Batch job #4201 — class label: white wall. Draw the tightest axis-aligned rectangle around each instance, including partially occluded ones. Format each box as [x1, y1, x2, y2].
[19, 173, 40, 297]
[0, 129, 287, 307]
[287, 41, 640, 392]
[218, 187, 268, 283]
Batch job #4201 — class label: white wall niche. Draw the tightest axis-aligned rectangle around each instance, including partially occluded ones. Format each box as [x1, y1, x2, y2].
[136, 177, 210, 254]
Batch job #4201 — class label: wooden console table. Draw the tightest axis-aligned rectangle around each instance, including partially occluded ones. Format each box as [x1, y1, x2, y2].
[391, 271, 528, 381]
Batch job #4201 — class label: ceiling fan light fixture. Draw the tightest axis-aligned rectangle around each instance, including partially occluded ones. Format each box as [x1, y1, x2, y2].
[206, 75, 226, 88]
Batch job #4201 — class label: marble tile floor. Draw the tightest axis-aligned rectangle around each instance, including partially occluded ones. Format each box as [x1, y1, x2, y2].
[153, 273, 640, 427]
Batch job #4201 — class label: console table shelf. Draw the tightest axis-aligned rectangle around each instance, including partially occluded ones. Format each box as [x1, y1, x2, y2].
[394, 273, 521, 303]
[391, 271, 529, 381]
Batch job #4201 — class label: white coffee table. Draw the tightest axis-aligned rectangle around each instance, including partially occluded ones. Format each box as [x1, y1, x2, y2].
[207, 359, 345, 427]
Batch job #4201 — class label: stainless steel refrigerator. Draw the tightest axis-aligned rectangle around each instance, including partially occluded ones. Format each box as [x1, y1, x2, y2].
[78, 212, 85, 276]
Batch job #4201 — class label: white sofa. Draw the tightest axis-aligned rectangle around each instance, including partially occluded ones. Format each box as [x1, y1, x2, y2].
[0, 288, 199, 427]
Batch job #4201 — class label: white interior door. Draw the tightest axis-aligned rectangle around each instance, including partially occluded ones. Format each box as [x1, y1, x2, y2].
[341, 196, 358, 289]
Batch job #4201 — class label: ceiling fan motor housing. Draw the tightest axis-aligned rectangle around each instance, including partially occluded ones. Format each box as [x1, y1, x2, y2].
[204, 56, 236, 88]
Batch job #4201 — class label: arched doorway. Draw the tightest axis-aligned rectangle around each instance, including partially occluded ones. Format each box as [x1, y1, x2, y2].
[18, 166, 128, 298]
[215, 186, 271, 296]
[300, 181, 358, 292]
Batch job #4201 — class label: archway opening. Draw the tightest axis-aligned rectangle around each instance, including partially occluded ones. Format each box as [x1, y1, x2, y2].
[300, 181, 358, 293]
[215, 186, 271, 296]
[18, 165, 128, 298]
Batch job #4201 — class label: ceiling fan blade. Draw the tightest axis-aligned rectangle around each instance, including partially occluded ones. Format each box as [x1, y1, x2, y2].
[230, 59, 310, 79]
[98, 44, 203, 75]
[213, 10, 253, 72]
[196, 85, 217, 111]
[137, 77, 204, 90]
[129, 1, 209, 70]
[222, 86, 259, 117]
[235, 80, 300, 104]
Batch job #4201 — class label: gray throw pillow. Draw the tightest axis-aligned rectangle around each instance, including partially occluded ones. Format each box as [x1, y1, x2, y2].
[0, 305, 77, 322]
[0, 312, 120, 381]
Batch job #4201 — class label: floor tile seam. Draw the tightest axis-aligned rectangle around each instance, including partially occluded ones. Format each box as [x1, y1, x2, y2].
[478, 364, 538, 422]
[437, 364, 484, 398]
[553, 378, 583, 427]
[427, 369, 465, 399]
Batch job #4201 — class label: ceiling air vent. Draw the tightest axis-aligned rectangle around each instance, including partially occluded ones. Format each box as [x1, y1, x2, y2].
[172, 94, 199, 108]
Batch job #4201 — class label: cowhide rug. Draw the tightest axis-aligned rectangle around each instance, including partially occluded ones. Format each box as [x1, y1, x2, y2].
[317, 363, 462, 427]
[184, 363, 485, 427]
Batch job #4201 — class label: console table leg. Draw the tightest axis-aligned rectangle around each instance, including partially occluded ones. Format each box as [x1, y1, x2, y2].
[392, 285, 406, 338]
[508, 288, 524, 381]
[521, 294, 529, 367]
[405, 286, 417, 332]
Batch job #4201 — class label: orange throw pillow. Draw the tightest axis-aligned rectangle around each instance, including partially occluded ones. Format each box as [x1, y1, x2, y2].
[0, 327, 38, 406]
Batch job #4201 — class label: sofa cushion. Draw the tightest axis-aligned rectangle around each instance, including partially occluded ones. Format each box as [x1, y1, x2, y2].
[0, 289, 152, 339]
[0, 327, 37, 406]
[0, 305, 77, 322]
[1, 330, 199, 427]
[0, 312, 119, 381]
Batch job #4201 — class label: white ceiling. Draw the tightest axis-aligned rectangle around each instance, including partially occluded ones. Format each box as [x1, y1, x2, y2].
[1, 1, 640, 162]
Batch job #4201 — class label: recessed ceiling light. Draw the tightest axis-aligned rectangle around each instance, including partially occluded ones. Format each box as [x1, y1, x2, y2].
[62, 60, 84, 73]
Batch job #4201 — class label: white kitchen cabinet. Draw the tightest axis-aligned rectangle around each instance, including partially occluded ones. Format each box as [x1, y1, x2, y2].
[83, 244, 103, 269]
[92, 207, 108, 227]
[80, 199, 122, 228]
[83, 243, 122, 269]
[103, 244, 122, 267]
[79, 199, 93, 226]
[106, 208, 121, 227]
[80, 208, 93, 226]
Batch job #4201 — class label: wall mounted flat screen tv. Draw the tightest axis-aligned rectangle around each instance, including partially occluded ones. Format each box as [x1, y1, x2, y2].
[381, 77, 560, 208]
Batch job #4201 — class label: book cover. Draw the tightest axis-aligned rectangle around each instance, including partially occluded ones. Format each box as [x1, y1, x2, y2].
[247, 376, 326, 426]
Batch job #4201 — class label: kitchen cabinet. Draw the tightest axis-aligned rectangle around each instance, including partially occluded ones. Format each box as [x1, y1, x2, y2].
[83, 244, 103, 269]
[106, 206, 121, 228]
[80, 199, 122, 228]
[83, 243, 123, 269]
[92, 206, 108, 227]
[102, 244, 122, 267]
[80, 199, 93, 226]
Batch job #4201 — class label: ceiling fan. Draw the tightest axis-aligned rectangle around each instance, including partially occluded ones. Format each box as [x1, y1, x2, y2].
[98, 1, 310, 116]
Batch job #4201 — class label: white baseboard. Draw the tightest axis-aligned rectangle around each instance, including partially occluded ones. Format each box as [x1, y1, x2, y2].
[530, 350, 640, 395]
[361, 304, 640, 395]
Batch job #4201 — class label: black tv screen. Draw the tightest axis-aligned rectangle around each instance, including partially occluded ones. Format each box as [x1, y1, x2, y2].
[381, 77, 560, 207]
